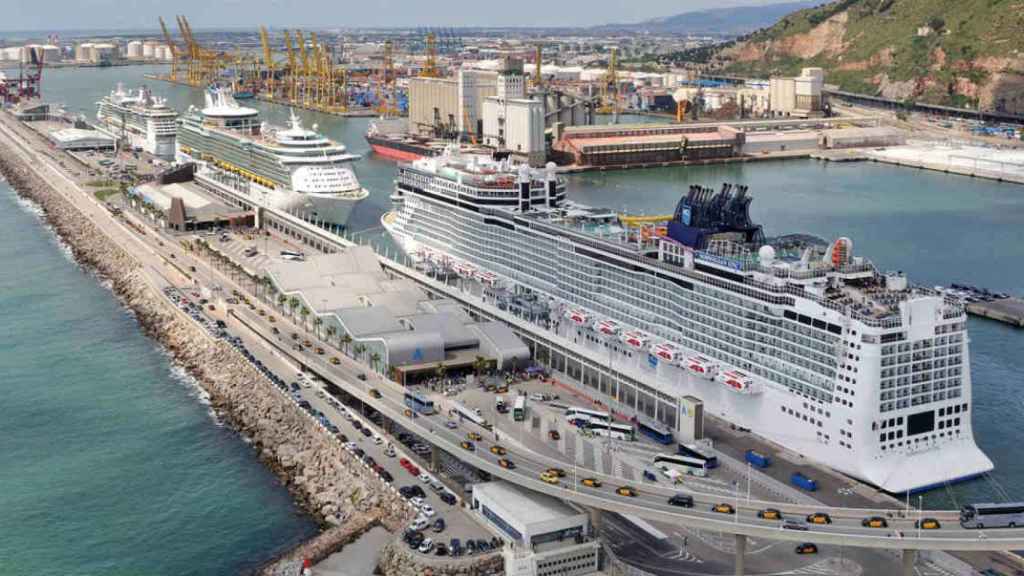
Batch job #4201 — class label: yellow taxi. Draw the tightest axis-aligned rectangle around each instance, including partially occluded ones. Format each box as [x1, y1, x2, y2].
[712, 503, 736, 515]
[489, 445, 507, 456]
[757, 508, 783, 520]
[467, 432, 482, 442]
[499, 458, 515, 469]
[805, 512, 832, 525]
[545, 467, 566, 478]
[581, 478, 602, 488]
[461, 441, 475, 451]
[616, 486, 638, 497]
[315, 347, 324, 355]
[267, 316, 276, 323]
[330, 357, 340, 365]
[861, 516, 888, 529]
[540, 471, 560, 484]
[916, 518, 941, 530]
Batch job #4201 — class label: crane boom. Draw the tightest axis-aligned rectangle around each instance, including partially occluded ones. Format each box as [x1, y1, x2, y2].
[283, 30, 297, 102]
[158, 17, 179, 81]
[259, 26, 274, 96]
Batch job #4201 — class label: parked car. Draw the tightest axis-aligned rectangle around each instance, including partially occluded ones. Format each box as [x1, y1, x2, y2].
[433, 518, 446, 533]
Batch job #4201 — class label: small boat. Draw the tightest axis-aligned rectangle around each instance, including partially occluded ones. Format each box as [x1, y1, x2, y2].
[596, 319, 620, 336]
[652, 342, 679, 363]
[622, 330, 648, 349]
[686, 355, 719, 379]
[716, 370, 759, 394]
[566, 309, 588, 325]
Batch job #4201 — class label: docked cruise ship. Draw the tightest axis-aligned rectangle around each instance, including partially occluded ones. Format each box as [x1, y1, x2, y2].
[382, 148, 993, 493]
[96, 83, 178, 159]
[176, 87, 368, 227]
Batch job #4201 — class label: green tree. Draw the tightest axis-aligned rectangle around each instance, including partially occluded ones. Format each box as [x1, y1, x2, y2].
[289, 296, 300, 322]
[341, 333, 353, 356]
[370, 351, 381, 373]
[354, 343, 365, 362]
[300, 306, 310, 332]
[277, 294, 288, 314]
[313, 316, 323, 340]
[326, 325, 337, 348]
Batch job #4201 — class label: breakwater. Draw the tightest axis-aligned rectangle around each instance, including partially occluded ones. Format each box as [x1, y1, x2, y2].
[0, 125, 410, 572]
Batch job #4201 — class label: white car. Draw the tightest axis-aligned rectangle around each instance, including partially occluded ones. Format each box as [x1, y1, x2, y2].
[420, 504, 435, 517]
[373, 435, 384, 445]
[411, 497, 425, 508]
[410, 517, 429, 531]
[418, 538, 434, 553]
[385, 446, 396, 457]
[344, 442, 358, 451]
[419, 473, 431, 483]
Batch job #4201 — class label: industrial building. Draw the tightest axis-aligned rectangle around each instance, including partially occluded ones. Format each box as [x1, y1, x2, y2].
[472, 482, 601, 576]
[48, 128, 115, 151]
[264, 246, 531, 380]
[481, 58, 546, 166]
[128, 179, 253, 232]
[408, 69, 496, 138]
[555, 123, 742, 167]
[769, 67, 825, 117]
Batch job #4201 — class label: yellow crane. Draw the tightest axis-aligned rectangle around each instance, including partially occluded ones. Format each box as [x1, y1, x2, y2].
[259, 26, 275, 97]
[421, 32, 439, 78]
[377, 40, 396, 116]
[283, 30, 297, 103]
[597, 47, 619, 116]
[158, 17, 181, 82]
[296, 30, 310, 104]
[533, 43, 543, 89]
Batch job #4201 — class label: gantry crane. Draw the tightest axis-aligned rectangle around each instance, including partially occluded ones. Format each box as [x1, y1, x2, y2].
[376, 40, 397, 116]
[421, 32, 439, 78]
[259, 26, 275, 97]
[283, 29, 297, 103]
[533, 43, 543, 89]
[158, 17, 181, 82]
[598, 47, 619, 117]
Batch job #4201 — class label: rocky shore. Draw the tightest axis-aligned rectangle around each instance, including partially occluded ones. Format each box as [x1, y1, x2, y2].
[0, 133, 411, 571]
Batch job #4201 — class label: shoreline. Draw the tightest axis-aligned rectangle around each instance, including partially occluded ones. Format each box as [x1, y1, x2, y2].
[0, 120, 409, 574]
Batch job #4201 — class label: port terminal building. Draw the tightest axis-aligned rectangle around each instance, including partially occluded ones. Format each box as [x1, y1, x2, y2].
[263, 247, 530, 381]
[472, 481, 600, 576]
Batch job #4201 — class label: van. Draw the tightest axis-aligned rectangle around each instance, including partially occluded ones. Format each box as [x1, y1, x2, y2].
[530, 393, 549, 402]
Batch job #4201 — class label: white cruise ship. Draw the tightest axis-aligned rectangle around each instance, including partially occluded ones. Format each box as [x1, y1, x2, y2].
[96, 83, 178, 159]
[383, 147, 993, 493]
[176, 86, 368, 228]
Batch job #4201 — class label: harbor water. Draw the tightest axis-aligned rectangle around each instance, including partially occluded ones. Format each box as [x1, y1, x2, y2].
[13, 67, 1023, 576]
[0, 180, 317, 575]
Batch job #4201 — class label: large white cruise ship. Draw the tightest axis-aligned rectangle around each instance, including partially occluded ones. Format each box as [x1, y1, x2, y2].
[383, 148, 993, 493]
[176, 87, 368, 228]
[96, 83, 178, 159]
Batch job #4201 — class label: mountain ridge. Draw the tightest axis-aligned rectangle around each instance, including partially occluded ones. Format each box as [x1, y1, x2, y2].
[594, 1, 820, 36]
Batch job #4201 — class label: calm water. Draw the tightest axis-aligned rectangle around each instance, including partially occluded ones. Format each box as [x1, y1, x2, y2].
[0, 183, 316, 570]
[38, 65, 1024, 512]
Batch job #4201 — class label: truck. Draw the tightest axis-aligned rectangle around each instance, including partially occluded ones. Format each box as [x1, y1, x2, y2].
[745, 450, 771, 469]
[790, 472, 818, 492]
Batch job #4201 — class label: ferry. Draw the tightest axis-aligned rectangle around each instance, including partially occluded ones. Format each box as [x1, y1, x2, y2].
[382, 146, 993, 493]
[96, 83, 177, 159]
[177, 86, 368, 228]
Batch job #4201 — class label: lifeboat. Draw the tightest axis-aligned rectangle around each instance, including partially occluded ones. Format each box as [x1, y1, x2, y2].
[686, 355, 719, 380]
[716, 370, 760, 394]
[454, 262, 477, 278]
[596, 319, 620, 336]
[652, 342, 679, 363]
[478, 271, 499, 287]
[622, 330, 648, 349]
[565, 309, 588, 325]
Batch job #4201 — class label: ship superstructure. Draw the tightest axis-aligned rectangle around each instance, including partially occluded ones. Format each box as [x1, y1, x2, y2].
[96, 83, 178, 159]
[176, 86, 368, 227]
[382, 147, 993, 493]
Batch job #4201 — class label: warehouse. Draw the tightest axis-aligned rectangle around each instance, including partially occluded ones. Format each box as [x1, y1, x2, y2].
[556, 124, 742, 167]
[472, 481, 600, 576]
[49, 128, 115, 151]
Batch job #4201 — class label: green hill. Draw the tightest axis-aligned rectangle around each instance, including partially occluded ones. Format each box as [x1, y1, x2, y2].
[715, 0, 1024, 113]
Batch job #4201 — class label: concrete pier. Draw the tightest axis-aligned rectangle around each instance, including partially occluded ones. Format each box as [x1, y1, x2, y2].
[966, 298, 1024, 327]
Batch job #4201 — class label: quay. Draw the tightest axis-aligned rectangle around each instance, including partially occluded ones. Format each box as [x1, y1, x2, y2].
[967, 298, 1024, 327]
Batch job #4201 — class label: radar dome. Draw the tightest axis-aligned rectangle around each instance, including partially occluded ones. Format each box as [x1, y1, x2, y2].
[758, 245, 776, 264]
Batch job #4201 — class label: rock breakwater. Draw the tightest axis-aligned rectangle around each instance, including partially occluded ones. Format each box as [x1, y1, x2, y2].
[0, 130, 411, 571]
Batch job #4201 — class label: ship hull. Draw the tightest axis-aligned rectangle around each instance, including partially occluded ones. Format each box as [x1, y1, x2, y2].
[382, 208, 994, 494]
[366, 134, 437, 163]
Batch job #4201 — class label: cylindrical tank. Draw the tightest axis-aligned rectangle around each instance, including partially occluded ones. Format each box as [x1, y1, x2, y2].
[126, 41, 143, 59]
[142, 41, 156, 58]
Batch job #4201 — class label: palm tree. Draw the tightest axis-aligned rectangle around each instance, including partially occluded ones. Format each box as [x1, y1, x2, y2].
[370, 351, 381, 373]
[473, 355, 489, 378]
[289, 296, 300, 321]
[300, 306, 310, 332]
[326, 325, 336, 348]
[277, 294, 288, 314]
[435, 363, 447, 381]
[313, 316, 323, 340]
[353, 343, 365, 362]
[341, 333, 352, 356]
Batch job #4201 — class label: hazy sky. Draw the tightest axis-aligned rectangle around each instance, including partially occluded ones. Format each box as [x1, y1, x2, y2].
[3, 0, 801, 32]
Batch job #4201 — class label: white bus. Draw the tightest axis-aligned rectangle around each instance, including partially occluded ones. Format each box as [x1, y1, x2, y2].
[588, 421, 635, 441]
[513, 396, 526, 422]
[960, 502, 1024, 529]
[653, 453, 709, 478]
[564, 406, 611, 426]
[453, 402, 492, 430]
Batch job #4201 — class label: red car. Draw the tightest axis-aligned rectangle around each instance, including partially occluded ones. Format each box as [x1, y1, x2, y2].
[407, 465, 421, 476]
[400, 458, 411, 468]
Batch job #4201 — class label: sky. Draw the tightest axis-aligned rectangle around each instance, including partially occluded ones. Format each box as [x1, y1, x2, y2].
[2, 0, 802, 32]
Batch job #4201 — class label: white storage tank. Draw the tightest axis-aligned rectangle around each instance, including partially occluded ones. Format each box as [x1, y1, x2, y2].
[126, 41, 143, 59]
[142, 41, 157, 59]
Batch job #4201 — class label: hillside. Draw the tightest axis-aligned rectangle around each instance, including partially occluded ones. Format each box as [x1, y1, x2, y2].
[594, 2, 819, 36]
[714, 0, 1024, 113]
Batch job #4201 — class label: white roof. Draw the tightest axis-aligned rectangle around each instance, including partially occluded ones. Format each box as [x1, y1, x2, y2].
[473, 481, 581, 524]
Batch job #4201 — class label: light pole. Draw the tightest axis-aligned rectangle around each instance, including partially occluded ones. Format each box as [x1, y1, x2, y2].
[838, 487, 854, 565]
[734, 480, 740, 524]
[918, 495, 923, 539]
[746, 462, 751, 502]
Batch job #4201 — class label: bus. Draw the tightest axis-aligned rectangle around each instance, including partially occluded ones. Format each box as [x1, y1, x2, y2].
[453, 402, 492, 430]
[678, 443, 719, 470]
[565, 407, 611, 426]
[638, 420, 674, 445]
[654, 453, 709, 478]
[960, 503, 1024, 529]
[280, 250, 305, 261]
[576, 419, 634, 441]
[404, 391, 435, 415]
[513, 396, 526, 422]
